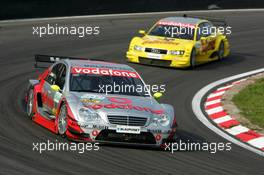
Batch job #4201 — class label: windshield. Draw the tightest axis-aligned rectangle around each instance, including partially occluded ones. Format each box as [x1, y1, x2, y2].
[148, 24, 195, 40]
[70, 73, 149, 97]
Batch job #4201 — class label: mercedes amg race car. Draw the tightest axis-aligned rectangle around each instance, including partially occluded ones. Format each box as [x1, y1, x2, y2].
[26, 55, 177, 147]
[126, 15, 230, 68]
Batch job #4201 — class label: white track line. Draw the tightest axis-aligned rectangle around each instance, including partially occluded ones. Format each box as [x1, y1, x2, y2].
[226, 125, 249, 135]
[213, 115, 232, 124]
[207, 91, 225, 99]
[192, 67, 264, 156]
[217, 84, 234, 91]
[206, 106, 224, 115]
[205, 99, 221, 106]
[248, 137, 264, 149]
[1, 8, 264, 23]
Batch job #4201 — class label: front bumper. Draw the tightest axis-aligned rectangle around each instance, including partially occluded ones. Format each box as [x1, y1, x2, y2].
[126, 50, 191, 68]
[66, 118, 177, 146]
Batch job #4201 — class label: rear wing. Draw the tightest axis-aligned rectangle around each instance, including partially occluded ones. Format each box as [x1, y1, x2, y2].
[183, 14, 228, 27]
[34, 54, 104, 68]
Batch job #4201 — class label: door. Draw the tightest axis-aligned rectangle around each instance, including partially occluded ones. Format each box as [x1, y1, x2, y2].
[42, 63, 66, 115]
[195, 22, 217, 61]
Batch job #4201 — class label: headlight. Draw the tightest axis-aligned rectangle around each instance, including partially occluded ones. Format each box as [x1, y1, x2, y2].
[134, 45, 144, 51]
[170, 50, 185, 55]
[152, 114, 170, 127]
[79, 108, 101, 122]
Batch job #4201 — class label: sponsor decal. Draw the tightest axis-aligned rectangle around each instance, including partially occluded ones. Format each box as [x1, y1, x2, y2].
[42, 91, 54, 108]
[108, 97, 132, 104]
[155, 134, 162, 141]
[71, 67, 140, 78]
[93, 125, 108, 130]
[92, 130, 99, 136]
[200, 38, 216, 53]
[116, 125, 141, 134]
[147, 129, 162, 133]
[142, 40, 179, 45]
[158, 21, 196, 29]
[83, 97, 164, 115]
[79, 124, 108, 130]
[81, 94, 105, 104]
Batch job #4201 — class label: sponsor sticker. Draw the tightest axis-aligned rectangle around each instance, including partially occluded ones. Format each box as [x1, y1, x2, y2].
[84, 97, 164, 115]
[158, 21, 195, 29]
[81, 94, 105, 104]
[71, 67, 140, 78]
[147, 53, 162, 59]
[116, 125, 141, 134]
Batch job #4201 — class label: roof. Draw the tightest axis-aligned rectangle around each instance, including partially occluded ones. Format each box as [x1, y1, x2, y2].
[64, 59, 135, 71]
[159, 17, 202, 25]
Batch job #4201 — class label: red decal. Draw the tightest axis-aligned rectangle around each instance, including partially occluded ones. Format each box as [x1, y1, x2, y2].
[71, 67, 140, 78]
[92, 130, 99, 136]
[155, 134, 162, 141]
[42, 91, 54, 108]
[108, 97, 132, 104]
[91, 104, 103, 110]
[158, 21, 195, 29]
[84, 103, 164, 115]
[133, 106, 143, 111]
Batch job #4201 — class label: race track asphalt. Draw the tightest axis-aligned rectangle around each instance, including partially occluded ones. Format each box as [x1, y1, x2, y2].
[0, 10, 263, 175]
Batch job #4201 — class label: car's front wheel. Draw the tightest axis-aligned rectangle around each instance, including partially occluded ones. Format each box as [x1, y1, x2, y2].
[57, 104, 68, 136]
[218, 41, 225, 60]
[27, 88, 34, 119]
[190, 49, 196, 68]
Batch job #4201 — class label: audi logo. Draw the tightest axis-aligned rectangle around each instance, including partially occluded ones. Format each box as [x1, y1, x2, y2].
[151, 48, 160, 54]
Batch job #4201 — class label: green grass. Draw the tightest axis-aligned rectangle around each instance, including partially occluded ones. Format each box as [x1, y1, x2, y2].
[233, 78, 264, 128]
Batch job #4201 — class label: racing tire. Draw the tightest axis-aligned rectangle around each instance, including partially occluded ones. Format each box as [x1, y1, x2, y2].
[57, 104, 68, 137]
[218, 41, 225, 60]
[190, 49, 196, 68]
[26, 88, 34, 119]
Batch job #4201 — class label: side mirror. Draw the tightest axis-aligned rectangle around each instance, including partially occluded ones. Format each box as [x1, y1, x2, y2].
[153, 92, 163, 99]
[51, 85, 61, 92]
[139, 30, 146, 35]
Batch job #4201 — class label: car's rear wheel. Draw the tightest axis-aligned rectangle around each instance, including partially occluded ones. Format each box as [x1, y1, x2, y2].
[58, 104, 67, 136]
[218, 41, 225, 60]
[27, 88, 34, 119]
[190, 49, 196, 68]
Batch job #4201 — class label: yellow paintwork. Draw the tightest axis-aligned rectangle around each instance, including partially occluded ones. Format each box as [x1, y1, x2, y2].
[126, 20, 230, 68]
[153, 92, 163, 99]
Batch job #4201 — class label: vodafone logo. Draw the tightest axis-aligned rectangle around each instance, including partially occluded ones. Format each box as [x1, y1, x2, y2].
[84, 97, 164, 115]
[71, 67, 139, 78]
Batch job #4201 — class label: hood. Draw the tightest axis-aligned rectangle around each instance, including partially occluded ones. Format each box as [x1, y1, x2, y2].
[138, 35, 193, 50]
[66, 92, 165, 120]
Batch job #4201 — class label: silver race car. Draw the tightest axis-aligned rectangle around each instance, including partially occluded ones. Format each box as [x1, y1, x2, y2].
[26, 55, 177, 147]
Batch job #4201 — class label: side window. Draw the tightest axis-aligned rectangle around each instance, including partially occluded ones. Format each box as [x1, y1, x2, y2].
[196, 22, 213, 40]
[203, 22, 213, 37]
[196, 23, 204, 41]
[45, 63, 66, 89]
[45, 64, 61, 85]
[56, 64, 66, 89]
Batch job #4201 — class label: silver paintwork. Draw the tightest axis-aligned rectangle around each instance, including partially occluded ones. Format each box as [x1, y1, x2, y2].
[30, 60, 175, 145]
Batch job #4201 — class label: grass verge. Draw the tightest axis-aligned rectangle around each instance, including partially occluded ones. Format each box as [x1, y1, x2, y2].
[233, 78, 264, 128]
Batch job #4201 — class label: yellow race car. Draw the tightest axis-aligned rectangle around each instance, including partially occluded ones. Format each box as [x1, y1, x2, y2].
[126, 16, 230, 68]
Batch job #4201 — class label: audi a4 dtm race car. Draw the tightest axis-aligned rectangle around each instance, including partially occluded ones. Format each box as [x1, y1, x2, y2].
[26, 55, 177, 147]
[126, 15, 230, 68]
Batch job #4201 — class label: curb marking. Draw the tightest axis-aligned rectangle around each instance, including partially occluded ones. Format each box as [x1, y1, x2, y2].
[192, 68, 264, 156]
[204, 79, 264, 151]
